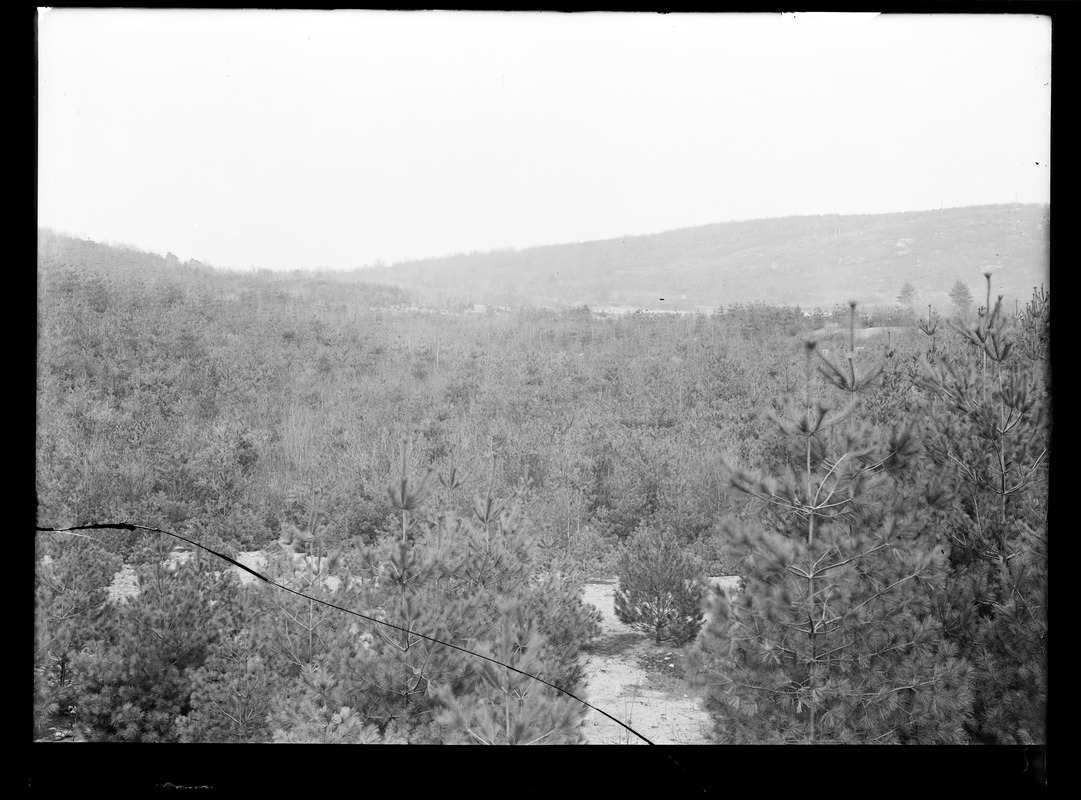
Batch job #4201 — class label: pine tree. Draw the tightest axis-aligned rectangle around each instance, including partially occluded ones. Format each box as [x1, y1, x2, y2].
[249, 488, 385, 742]
[252, 489, 353, 681]
[329, 450, 485, 739]
[268, 663, 389, 743]
[174, 590, 274, 743]
[518, 565, 602, 693]
[689, 302, 971, 743]
[450, 484, 601, 697]
[949, 280, 974, 319]
[73, 540, 236, 742]
[342, 530, 482, 737]
[34, 536, 121, 737]
[614, 522, 705, 646]
[433, 602, 586, 744]
[333, 448, 600, 742]
[897, 282, 918, 306]
[1015, 285, 1050, 367]
[916, 272, 1048, 744]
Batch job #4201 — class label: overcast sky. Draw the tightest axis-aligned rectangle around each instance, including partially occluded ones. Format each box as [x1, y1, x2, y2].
[38, 10, 1051, 272]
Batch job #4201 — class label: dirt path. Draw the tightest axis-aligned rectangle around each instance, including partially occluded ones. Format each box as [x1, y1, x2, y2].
[578, 579, 712, 745]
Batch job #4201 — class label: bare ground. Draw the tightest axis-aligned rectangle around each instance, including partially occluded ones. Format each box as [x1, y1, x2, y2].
[578, 578, 712, 745]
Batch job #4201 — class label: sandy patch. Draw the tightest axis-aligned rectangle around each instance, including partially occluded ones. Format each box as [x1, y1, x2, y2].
[578, 578, 714, 745]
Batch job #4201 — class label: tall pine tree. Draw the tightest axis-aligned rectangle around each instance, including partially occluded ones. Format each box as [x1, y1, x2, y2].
[917, 273, 1049, 744]
[689, 302, 971, 743]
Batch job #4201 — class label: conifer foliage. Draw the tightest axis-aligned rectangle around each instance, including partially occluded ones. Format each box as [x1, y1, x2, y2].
[40, 448, 603, 745]
[174, 595, 274, 743]
[689, 303, 972, 743]
[897, 282, 918, 306]
[917, 273, 1049, 744]
[433, 602, 587, 744]
[34, 537, 121, 738]
[252, 489, 353, 681]
[322, 447, 600, 743]
[614, 522, 705, 646]
[949, 280, 975, 319]
[73, 540, 237, 741]
[268, 664, 388, 744]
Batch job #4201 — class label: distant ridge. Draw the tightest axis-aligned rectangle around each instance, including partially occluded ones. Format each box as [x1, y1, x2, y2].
[354, 204, 1049, 312]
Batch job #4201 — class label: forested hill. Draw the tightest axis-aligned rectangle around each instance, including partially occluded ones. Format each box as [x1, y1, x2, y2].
[354, 204, 1049, 312]
[36, 229, 415, 310]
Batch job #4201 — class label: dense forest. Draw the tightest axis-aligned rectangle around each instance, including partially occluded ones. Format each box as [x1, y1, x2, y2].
[34, 226, 1048, 751]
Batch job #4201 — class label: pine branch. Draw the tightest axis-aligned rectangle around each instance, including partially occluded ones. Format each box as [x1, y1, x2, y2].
[821, 573, 919, 627]
[813, 543, 890, 576]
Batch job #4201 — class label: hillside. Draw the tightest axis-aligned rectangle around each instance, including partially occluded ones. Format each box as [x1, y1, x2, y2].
[354, 204, 1049, 312]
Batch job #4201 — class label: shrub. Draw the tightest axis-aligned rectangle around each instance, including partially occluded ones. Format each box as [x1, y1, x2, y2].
[519, 567, 601, 693]
[73, 543, 235, 742]
[34, 537, 122, 736]
[268, 664, 386, 744]
[614, 523, 705, 646]
[174, 589, 273, 743]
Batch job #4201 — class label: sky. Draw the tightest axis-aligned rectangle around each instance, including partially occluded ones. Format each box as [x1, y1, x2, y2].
[38, 10, 1051, 272]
